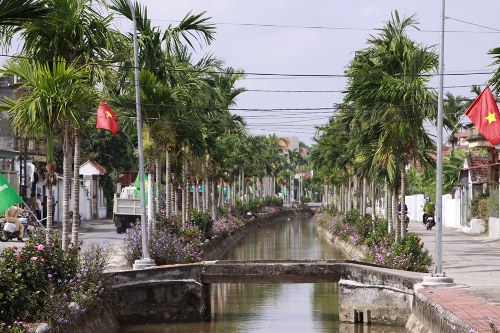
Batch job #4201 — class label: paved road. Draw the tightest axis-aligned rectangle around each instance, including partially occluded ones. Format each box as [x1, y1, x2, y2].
[410, 219, 500, 305]
[0, 220, 128, 271]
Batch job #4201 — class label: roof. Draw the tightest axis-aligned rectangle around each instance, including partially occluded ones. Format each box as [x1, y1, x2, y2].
[79, 160, 106, 176]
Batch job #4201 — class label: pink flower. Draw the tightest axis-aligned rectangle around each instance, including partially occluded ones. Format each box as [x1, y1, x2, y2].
[30, 256, 38, 261]
[36, 244, 44, 251]
[12, 245, 18, 251]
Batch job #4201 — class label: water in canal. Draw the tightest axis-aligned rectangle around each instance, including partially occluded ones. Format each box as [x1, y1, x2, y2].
[120, 214, 407, 333]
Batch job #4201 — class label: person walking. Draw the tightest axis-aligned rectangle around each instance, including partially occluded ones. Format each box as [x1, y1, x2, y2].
[35, 194, 42, 222]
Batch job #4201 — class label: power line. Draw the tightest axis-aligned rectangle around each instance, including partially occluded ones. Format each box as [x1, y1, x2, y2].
[446, 16, 500, 32]
[0, 53, 495, 79]
[117, 15, 500, 34]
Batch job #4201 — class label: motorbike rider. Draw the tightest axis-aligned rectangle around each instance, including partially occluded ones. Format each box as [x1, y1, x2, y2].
[423, 200, 435, 225]
[4, 205, 27, 241]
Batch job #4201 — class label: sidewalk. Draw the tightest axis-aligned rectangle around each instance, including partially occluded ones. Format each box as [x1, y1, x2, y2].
[411, 220, 500, 332]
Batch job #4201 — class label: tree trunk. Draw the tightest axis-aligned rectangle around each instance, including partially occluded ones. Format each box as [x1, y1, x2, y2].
[361, 175, 367, 216]
[165, 147, 171, 216]
[400, 163, 407, 238]
[347, 179, 352, 212]
[155, 158, 161, 214]
[147, 171, 155, 236]
[181, 145, 187, 225]
[203, 156, 208, 213]
[211, 179, 217, 221]
[62, 122, 72, 251]
[385, 182, 389, 221]
[71, 130, 81, 246]
[371, 180, 376, 221]
[392, 187, 399, 242]
[219, 178, 224, 208]
[173, 183, 178, 216]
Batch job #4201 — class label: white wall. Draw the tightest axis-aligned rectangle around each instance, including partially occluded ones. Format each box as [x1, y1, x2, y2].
[442, 194, 460, 228]
[54, 177, 107, 221]
[405, 193, 461, 228]
[404, 194, 425, 222]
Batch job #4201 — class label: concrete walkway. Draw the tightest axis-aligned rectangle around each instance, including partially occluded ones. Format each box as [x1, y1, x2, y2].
[411, 220, 500, 332]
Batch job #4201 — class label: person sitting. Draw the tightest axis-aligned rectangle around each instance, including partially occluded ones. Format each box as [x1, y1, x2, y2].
[4, 205, 27, 241]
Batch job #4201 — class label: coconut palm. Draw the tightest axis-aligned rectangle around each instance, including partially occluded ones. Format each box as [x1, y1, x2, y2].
[0, 58, 97, 248]
[342, 11, 438, 238]
[443, 92, 468, 152]
[15, 0, 123, 250]
[0, 0, 48, 47]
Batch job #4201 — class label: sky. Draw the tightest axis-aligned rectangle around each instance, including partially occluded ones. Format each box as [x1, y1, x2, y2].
[8, 1, 500, 146]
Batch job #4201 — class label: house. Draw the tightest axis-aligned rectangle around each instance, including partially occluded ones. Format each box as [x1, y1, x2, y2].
[78, 160, 107, 220]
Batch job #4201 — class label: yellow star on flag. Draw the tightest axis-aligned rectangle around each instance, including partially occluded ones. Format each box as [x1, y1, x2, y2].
[485, 112, 497, 124]
[105, 110, 113, 118]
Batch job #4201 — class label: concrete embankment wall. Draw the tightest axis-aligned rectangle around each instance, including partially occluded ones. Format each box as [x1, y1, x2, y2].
[406, 285, 471, 333]
[316, 222, 473, 332]
[317, 225, 419, 326]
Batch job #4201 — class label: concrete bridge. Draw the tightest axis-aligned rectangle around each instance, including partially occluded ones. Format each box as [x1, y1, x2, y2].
[109, 259, 425, 327]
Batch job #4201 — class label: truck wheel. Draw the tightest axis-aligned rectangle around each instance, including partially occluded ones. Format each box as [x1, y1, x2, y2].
[116, 226, 123, 234]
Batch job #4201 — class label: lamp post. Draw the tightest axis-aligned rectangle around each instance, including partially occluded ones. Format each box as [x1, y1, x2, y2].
[125, 0, 154, 270]
[424, 0, 453, 285]
[434, 0, 446, 277]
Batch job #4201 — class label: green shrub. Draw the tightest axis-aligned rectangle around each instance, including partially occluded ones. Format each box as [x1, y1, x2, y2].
[346, 209, 360, 225]
[321, 209, 431, 272]
[262, 197, 283, 208]
[365, 219, 389, 247]
[190, 210, 213, 237]
[300, 196, 311, 203]
[248, 198, 263, 213]
[472, 195, 490, 222]
[0, 233, 110, 330]
[232, 200, 250, 218]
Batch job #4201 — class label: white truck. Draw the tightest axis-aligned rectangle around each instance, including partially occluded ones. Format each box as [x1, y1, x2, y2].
[113, 186, 141, 234]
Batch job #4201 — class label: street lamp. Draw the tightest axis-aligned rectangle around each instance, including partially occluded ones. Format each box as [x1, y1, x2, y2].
[424, 0, 453, 285]
[125, 0, 154, 270]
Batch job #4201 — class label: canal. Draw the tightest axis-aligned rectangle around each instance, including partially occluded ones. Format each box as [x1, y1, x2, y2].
[120, 213, 407, 333]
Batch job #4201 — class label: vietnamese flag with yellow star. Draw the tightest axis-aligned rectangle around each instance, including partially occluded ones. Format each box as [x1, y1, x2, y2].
[96, 101, 119, 135]
[465, 87, 500, 146]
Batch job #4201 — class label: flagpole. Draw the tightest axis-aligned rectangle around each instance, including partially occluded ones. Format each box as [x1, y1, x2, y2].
[126, 0, 154, 270]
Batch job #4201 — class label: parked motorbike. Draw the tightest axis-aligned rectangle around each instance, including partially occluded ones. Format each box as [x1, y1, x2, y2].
[0, 213, 40, 242]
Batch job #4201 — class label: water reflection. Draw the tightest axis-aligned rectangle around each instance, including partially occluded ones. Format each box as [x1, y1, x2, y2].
[120, 214, 407, 333]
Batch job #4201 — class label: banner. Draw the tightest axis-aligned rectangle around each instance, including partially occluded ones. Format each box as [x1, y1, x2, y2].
[0, 173, 23, 214]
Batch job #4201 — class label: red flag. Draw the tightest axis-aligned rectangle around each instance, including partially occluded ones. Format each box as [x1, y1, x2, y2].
[96, 101, 119, 135]
[465, 87, 500, 146]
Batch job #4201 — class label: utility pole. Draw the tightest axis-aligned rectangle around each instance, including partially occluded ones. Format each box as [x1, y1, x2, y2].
[425, 0, 453, 285]
[435, 0, 446, 277]
[126, 0, 154, 270]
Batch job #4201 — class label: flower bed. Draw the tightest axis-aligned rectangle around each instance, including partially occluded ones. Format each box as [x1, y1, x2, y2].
[0, 233, 110, 333]
[315, 207, 431, 272]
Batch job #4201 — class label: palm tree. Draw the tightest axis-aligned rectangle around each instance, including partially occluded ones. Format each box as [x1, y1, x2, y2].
[15, 0, 123, 250]
[0, 0, 48, 46]
[0, 58, 97, 249]
[343, 11, 437, 238]
[443, 92, 468, 152]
